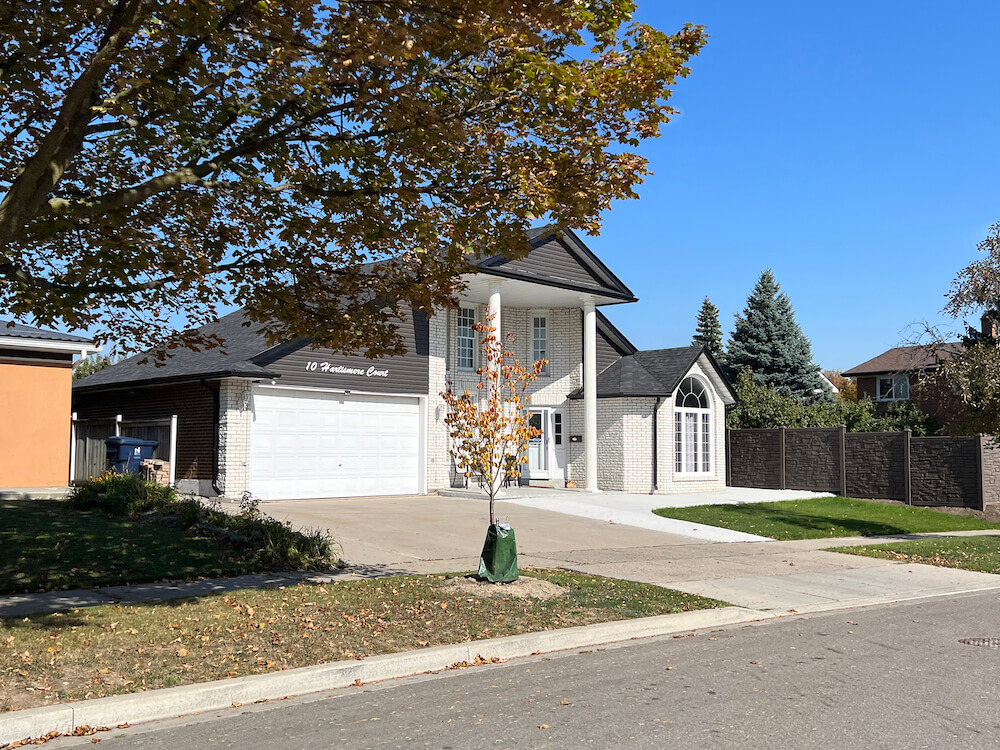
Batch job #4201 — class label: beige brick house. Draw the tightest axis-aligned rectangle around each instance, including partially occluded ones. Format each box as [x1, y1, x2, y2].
[74, 227, 735, 499]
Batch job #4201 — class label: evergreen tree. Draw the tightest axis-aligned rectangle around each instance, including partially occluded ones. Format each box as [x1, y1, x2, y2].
[691, 297, 724, 359]
[727, 269, 826, 400]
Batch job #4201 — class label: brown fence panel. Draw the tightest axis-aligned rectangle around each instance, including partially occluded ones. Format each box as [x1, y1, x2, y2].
[845, 432, 907, 501]
[73, 420, 116, 482]
[727, 429, 783, 489]
[910, 437, 980, 507]
[119, 422, 170, 461]
[785, 427, 841, 493]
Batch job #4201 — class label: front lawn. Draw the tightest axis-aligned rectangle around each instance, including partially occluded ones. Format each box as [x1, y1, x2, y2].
[0, 498, 263, 594]
[830, 535, 1000, 574]
[653, 497, 1000, 540]
[0, 569, 726, 711]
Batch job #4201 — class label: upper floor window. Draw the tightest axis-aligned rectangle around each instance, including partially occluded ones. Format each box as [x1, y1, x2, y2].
[877, 374, 909, 401]
[532, 316, 548, 375]
[674, 377, 712, 474]
[457, 307, 476, 370]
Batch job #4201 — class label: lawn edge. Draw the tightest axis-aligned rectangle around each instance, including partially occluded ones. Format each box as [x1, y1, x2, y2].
[0, 606, 768, 745]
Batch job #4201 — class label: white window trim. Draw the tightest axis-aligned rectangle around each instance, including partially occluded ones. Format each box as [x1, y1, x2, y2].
[531, 312, 548, 376]
[876, 374, 910, 402]
[674, 376, 714, 477]
[456, 305, 477, 371]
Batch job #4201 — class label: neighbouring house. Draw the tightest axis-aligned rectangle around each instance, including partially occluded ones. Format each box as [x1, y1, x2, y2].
[842, 343, 963, 420]
[0, 323, 97, 491]
[73, 227, 736, 500]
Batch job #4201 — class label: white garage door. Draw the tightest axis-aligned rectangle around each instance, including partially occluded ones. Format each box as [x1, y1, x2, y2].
[250, 388, 421, 501]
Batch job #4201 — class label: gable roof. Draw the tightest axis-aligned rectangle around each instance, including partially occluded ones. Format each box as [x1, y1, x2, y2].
[597, 310, 637, 358]
[842, 343, 963, 377]
[568, 346, 735, 401]
[73, 310, 280, 392]
[1, 321, 94, 344]
[475, 226, 637, 303]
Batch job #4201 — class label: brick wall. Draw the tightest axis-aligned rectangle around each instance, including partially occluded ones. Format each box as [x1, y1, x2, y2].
[73, 381, 216, 486]
[217, 379, 253, 497]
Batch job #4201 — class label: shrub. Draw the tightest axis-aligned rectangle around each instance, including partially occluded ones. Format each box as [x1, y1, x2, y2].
[68, 474, 340, 571]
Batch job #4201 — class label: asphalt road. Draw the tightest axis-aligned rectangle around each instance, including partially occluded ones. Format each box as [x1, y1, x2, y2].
[56, 591, 1000, 750]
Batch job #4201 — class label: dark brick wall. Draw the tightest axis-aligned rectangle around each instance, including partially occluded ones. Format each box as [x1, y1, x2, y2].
[73, 381, 216, 481]
[727, 430, 782, 489]
[910, 437, 979, 508]
[845, 433, 906, 501]
[785, 428, 841, 493]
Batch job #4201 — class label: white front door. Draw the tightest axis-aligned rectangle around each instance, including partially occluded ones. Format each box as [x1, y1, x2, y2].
[527, 408, 549, 479]
[250, 387, 421, 500]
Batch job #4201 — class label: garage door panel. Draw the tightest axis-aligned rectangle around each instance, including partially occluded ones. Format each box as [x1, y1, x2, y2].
[250, 388, 420, 501]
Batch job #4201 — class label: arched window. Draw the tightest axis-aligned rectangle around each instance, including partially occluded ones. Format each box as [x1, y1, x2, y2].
[674, 377, 712, 474]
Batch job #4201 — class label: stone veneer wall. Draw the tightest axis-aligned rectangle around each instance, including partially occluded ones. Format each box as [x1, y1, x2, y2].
[910, 437, 979, 508]
[785, 428, 842, 494]
[728, 427, 993, 510]
[845, 432, 906, 500]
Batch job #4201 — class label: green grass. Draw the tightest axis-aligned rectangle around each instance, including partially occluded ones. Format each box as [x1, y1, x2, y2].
[830, 535, 1000, 573]
[0, 569, 726, 711]
[0, 497, 306, 595]
[653, 497, 1000, 540]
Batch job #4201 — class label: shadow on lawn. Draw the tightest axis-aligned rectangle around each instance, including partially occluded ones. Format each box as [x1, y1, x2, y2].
[718, 504, 909, 538]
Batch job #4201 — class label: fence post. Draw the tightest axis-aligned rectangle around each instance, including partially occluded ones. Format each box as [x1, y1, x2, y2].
[839, 425, 847, 497]
[976, 434, 986, 512]
[115, 414, 122, 437]
[169, 415, 178, 487]
[778, 427, 786, 490]
[69, 412, 77, 485]
[903, 429, 912, 505]
[725, 427, 731, 487]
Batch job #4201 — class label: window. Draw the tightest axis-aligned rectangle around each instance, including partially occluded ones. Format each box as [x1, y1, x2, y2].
[553, 413, 563, 446]
[674, 377, 712, 474]
[877, 374, 910, 402]
[457, 307, 476, 370]
[532, 315, 548, 374]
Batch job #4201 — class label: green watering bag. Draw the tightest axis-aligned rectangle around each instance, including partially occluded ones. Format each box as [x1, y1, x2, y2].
[478, 523, 518, 583]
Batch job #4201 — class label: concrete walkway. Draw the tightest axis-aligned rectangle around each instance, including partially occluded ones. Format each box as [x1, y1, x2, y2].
[444, 485, 834, 542]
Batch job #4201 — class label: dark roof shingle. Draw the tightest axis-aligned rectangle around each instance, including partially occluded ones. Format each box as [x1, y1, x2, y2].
[73, 310, 279, 391]
[569, 346, 733, 400]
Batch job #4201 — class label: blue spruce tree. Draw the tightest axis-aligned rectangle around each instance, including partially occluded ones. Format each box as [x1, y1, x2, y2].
[727, 270, 826, 400]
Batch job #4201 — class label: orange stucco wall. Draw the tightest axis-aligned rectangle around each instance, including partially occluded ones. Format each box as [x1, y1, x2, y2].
[0, 361, 72, 488]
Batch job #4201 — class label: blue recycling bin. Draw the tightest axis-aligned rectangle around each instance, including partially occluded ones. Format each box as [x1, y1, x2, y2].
[105, 436, 159, 473]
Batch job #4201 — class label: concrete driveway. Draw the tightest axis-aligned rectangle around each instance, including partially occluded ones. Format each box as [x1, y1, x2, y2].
[265, 493, 1000, 614]
[265, 494, 706, 576]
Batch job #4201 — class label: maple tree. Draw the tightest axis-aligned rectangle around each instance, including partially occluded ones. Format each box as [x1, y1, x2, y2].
[442, 318, 544, 525]
[0, 0, 706, 353]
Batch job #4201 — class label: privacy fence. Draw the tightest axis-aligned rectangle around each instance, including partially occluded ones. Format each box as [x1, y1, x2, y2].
[70, 413, 177, 484]
[726, 427, 1000, 511]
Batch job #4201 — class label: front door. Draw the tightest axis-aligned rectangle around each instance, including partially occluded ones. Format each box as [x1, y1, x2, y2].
[527, 408, 549, 479]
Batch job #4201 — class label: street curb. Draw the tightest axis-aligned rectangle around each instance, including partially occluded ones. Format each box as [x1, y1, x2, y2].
[0, 606, 771, 744]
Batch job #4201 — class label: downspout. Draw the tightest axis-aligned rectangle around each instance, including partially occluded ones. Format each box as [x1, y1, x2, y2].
[652, 397, 662, 492]
[201, 379, 223, 495]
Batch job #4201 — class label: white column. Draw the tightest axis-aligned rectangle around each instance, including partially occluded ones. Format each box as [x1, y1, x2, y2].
[168, 414, 178, 486]
[488, 282, 502, 351]
[583, 299, 599, 492]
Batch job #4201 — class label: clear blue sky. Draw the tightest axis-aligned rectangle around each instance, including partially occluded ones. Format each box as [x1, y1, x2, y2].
[590, 0, 1000, 370]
